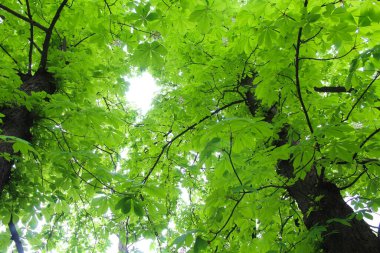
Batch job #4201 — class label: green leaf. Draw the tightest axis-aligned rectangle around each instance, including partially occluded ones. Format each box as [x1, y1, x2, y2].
[194, 236, 208, 253]
[115, 197, 132, 214]
[200, 137, 220, 161]
[133, 201, 144, 217]
[327, 218, 351, 227]
[172, 230, 198, 248]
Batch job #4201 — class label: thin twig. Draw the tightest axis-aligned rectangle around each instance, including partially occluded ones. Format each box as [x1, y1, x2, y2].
[225, 132, 243, 186]
[301, 27, 323, 43]
[339, 166, 367, 190]
[343, 71, 380, 122]
[117, 22, 152, 35]
[225, 224, 237, 240]
[299, 46, 356, 61]
[0, 43, 19, 66]
[145, 208, 163, 253]
[72, 33, 95, 47]
[104, 0, 112, 14]
[29, 38, 42, 53]
[142, 100, 245, 184]
[210, 193, 245, 242]
[45, 212, 64, 251]
[352, 128, 380, 160]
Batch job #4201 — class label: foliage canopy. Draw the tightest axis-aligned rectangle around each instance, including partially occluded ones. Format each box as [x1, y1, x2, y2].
[0, 0, 380, 252]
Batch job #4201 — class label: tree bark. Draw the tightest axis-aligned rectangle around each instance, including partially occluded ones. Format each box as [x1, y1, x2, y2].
[275, 127, 380, 253]
[242, 83, 380, 252]
[0, 69, 56, 193]
[8, 214, 24, 253]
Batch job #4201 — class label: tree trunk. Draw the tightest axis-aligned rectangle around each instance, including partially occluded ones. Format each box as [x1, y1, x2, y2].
[243, 83, 380, 252]
[0, 69, 56, 193]
[276, 128, 380, 253]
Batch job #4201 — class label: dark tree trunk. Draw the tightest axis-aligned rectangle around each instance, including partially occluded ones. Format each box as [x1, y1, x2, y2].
[0, 69, 56, 193]
[289, 174, 380, 253]
[242, 83, 380, 252]
[275, 128, 380, 253]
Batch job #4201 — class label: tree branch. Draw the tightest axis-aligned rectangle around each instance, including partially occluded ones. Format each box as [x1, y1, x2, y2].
[352, 128, 380, 161]
[39, 0, 68, 70]
[225, 224, 237, 240]
[343, 71, 380, 122]
[0, 4, 48, 32]
[117, 22, 152, 35]
[210, 193, 245, 242]
[301, 27, 323, 44]
[25, 0, 33, 75]
[72, 33, 96, 47]
[225, 132, 243, 186]
[359, 128, 380, 149]
[142, 100, 245, 184]
[295, 27, 314, 134]
[28, 38, 42, 54]
[314, 86, 353, 93]
[338, 166, 367, 190]
[145, 207, 163, 253]
[299, 46, 356, 61]
[8, 214, 24, 253]
[0, 43, 19, 66]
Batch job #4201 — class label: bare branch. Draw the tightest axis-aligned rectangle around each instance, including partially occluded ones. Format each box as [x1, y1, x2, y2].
[0, 43, 19, 66]
[39, 0, 68, 69]
[343, 71, 380, 122]
[142, 100, 245, 184]
[210, 193, 245, 242]
[117, 22, 152, 35]
[314, 86, 353, 93]
[225, 224, 237, 240]
[104, 0, 112, 14]
[25, 0, 33, 75]
[72, 33, 96, 47]
[145, 207, 163, 253]
[359, 128, 380, 149]
[295, 27, 314, 134]
[225, 132, 243, 186]
[321, 1, 341, 7]
[29, 38, 42, 53]
[339, 166, 367, 190]
[301, 27, 323, 44]
[0, 4, 48, 32]
[9, 214, 24, 253]
[299, 46, 356, 61]
[352, 128, 380, 161]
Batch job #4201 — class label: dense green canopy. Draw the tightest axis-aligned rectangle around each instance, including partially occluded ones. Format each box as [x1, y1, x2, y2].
[0, 0, 380, 252]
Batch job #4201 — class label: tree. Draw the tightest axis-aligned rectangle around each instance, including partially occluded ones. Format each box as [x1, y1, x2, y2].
[0, 0, 380, 252]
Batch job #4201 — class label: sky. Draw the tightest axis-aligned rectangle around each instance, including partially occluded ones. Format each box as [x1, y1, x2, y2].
[124, 72, 160, 115]
[107, 72, 159, 253]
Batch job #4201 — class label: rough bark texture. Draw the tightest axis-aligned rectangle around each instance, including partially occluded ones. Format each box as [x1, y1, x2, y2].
[0, 69, 56, 193]
[276, 128, 380, 253]
[242, 81, 380, 253]
[288, 174, 380, 253]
